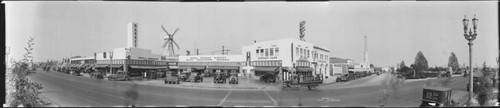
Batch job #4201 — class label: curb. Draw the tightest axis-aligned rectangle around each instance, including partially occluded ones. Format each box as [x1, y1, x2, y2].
[39, 93, 60, 107]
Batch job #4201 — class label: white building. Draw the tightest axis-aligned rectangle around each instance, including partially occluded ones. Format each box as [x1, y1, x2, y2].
[241, 37, 331, 83]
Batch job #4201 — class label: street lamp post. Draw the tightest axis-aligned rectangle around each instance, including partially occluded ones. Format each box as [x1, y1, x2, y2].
[110, 52, 114, 74]
[462, 14, 478, 107]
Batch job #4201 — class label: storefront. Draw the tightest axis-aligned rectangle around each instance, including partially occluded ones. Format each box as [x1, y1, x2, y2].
[178, 55, 244, 76]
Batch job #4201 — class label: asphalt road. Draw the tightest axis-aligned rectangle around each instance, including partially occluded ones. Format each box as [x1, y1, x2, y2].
[30, 69, 469, 107]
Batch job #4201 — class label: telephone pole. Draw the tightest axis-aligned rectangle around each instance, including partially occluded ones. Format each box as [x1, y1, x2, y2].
[221, 46, 230, 55]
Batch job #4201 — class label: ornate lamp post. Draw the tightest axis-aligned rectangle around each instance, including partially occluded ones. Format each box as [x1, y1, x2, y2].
[462, 14, 478, 107]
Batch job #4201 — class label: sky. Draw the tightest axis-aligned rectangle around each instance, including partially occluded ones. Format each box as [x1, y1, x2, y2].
[5, 1, 499, 67]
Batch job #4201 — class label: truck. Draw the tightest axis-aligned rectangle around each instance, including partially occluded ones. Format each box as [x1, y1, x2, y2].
[213, 71, 226, 83]
[164, 71, 180, 84]
[282, 69, 323, 91]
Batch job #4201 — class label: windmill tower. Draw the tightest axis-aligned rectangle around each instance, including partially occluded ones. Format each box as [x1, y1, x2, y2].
[299, 21, 306, 42]
[160, 25, 180, 57]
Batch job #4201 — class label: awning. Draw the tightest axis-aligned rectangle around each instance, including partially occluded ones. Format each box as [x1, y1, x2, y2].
[179, 66, 206, 70]
[130, 65, 169, 70]
[94, 64, 123, 68]
[206, 66, 239, 70]
[253, 66, 280, 72]
[296, 67, 314, 72]
[168, 66, 179, 69]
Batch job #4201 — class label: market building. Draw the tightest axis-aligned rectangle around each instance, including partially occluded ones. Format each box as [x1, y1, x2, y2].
[241, 37, 331, 83]
[178, 55, 245, 76]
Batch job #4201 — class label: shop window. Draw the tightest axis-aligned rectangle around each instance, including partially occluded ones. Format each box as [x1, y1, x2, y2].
[269, 48, 274, 56]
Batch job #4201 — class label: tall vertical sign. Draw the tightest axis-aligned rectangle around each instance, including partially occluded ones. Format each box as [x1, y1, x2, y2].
[127, 22, 138, 48]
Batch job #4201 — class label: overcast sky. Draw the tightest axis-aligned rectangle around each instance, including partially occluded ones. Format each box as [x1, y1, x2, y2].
[5, 1, 499, 67]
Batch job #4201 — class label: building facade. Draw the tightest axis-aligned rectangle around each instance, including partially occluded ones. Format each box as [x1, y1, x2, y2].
[329, 57, 355, 75]
[312, 46, 331, 79]
[241, 38, 330, 83]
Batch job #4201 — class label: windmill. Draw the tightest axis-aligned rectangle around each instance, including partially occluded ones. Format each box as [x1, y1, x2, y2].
[161, 25, 180, 57]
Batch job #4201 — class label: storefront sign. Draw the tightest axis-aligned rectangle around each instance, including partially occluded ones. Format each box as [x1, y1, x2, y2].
[179, 55, 244, 62]
[257, 56, 278, 60]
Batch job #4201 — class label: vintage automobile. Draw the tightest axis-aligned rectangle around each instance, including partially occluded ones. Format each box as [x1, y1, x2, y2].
[90, 70, 105, 79]
[336, 74, 352, 82]
[189, 73, 203, 83]
[107, 71, 131, 81]
[420, 86, 466, 107]
[466, 77, 479, 92]
[71, 68, 82, 76]
[228, 72, 239, 84]
[282, 71, 323, 91]
[260, 72, 277, 82]
[164, 71, 180, 84]
[213, 71, 226, 83]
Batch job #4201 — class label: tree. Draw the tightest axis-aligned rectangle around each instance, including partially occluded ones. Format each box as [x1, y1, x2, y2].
[448, 52, 460, 72]
[370, 64, 374, 68]
[400, 61, 406, 69]
[413, 51, 429, 72]
[476, 61, 494, 106]
[6, 37, 47, 107]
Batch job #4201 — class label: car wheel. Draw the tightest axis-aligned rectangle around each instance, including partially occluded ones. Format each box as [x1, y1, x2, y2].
[125, 77, 130, 81]
[108, 77, 112, 81]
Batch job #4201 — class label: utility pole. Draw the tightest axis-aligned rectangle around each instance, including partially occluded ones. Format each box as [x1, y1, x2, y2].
[221, 46, 230, 55]
[197, 49, 199, 55]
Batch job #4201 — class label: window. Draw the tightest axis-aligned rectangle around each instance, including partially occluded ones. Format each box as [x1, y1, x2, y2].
[300, 48, 303, 58]
[265, 48, 269, 57]
[306, 50, 309, 58]
[269, 48, 274, 56]
[296, 47, 299, 56]
[260, 49, 264, 57]
[256, 49, 259, 57]
[275, 47, 279, 56]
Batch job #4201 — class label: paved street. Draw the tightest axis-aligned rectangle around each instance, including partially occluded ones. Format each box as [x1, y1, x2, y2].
[31, 69, 472, 107]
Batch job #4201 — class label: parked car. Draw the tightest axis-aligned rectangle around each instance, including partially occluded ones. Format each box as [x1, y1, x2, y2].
[336, 74, 351, 82]
[228, 72, 239, 84]
[214, 71, 226, 83]
[164, 71, 180, 84]
[90, 70, 105, 79]
[260, 73, 277, 82]
[107, 71, 130, 81]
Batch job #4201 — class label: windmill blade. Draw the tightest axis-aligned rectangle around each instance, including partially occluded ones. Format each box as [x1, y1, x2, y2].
[170, 28, 180, 37]
[161, 25, 171, 35]
[173, 40, 180, 49]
